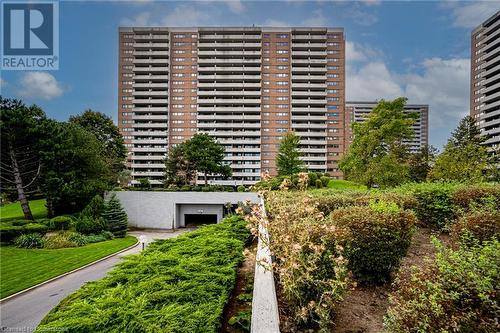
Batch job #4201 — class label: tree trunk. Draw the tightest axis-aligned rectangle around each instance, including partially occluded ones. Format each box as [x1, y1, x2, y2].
[204, 172, 208, 186]
[8, 142, 34, 220]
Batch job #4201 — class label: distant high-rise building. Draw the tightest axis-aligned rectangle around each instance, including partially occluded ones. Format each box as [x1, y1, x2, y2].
[118, 27, 345, 186]
[470, 11, 500, 152]
[345, 101, 429, 153]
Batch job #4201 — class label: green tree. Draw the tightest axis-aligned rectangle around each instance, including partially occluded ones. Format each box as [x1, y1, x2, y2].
[276, 131, 304, 176]
[339, 97, 417, 188]
[138, 177, 151, 189]
[183, 133, 231, 185]
[102, 194, 128, 238]
[38, 121, 110, 216]
[429, 116, 489, 183]
[408, 145, 438, 182]
[164, 143, 195, 186]
[69, 110, 126, 185]
[0, 98, 47, 220]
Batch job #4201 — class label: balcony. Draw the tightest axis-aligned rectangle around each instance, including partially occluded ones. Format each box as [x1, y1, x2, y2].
[132, 107, 168, 112]
[198, 58, 261, 64]
[133, 83, 168, 88]
[197, 98, 261, 104]
[131, 147, 167, 153]
[197, 114, 260, 120]
[198, 106, 261, 112]
[198, 74, 261, 80]
[292, 99, 326, 105]
[292, 90, 326, 97]
[198, 42, 261, 48]
[197, 82, 261, 88]
[133, 51, 168, 56]
[132, 115, 168, 120]
[134, 75, 169, 80]
[132, 123, 168, 128]
[197, 122, 261, 129]
[133, 58, 169, 64]
[198, 66, 261, 72]
[199, 34, 261, 40]
[133, 91, 167, 96]
[197, 90, 261, 97]
[133, 98, 169, 104]
[292, 83, 327, 89]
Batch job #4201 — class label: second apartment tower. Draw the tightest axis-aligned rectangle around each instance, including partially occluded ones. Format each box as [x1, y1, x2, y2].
[118, 27, 345, 185]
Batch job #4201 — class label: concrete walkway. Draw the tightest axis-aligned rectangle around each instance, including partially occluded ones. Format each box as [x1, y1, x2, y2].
[0, 229, 191, 331]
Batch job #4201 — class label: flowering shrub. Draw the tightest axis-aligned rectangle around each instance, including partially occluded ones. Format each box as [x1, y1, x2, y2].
[329, 205, 416, 284]
[384, 239, 499, 332]
[244, 192, 350, 331]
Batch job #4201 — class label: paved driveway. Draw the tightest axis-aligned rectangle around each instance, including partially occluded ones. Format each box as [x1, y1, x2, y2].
[0, 229, 191, 331]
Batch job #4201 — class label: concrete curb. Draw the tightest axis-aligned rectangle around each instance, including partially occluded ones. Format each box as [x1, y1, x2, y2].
[0, 237, 139, 303]
[251, 197, 280, 333]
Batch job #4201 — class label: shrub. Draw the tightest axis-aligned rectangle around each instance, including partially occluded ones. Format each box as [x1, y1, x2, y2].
[100, 230, 114, 240]
[38, 216, 250, 333]
[330, 206, 416, 284]
[452, 185, 500, 212]
[1, 222, 49, 244]
[406, 183, 457, 230]
[81, 194, 105, 220]
[384, 239, 499, 332]
[314, 192, 361, 216]
[201, 186, 211, 192]
[224, 186, 234, 192]
[450, 210, 500, 246]
[237, 185, 246, 192]
[102, 194, 128, 238]
[49, 216, 72, 231]
[74, 216, 105, 235]
[11, 219, 33, 226]
[44, 232, 78, 249]
[254, 194, 350, 330]
[67, 232, 89, 246]
[14, 233, 45, 248]
[315, 179, 323, 188]
[180, 185, 192, 191]
[193, 186, 202, 192]
[307, 172, 318, 186]
[320, 176, 330, 187]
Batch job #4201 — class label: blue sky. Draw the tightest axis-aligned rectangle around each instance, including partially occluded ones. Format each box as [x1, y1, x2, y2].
[1, 0, 500, 149]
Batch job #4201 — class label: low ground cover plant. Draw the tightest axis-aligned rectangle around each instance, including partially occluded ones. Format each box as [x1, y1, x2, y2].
[37, 215, 250, 332]
[384, 239, 499, 332]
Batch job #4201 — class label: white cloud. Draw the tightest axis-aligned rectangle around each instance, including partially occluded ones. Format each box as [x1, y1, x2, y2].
[344, 4, 378, 26]
[347, 54, 470, 147]
[446, 1, 500, 28]
[360, 0, 381, 6]
[301, 9, 327, 26]
[17, 72, 64, 100]
[345, 41, 383, 63]
[404, 58, 470, 127]
[223, 0, 245, 14]
[121, 4, 210, 27]
[161, 5, 209, 26]
[347, 61, 403, 101]
[121, 12, 152, 26]
[263, 19, 290, 27]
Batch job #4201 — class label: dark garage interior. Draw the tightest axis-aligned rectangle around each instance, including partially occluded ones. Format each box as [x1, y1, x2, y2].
[184, 214, 218, 227]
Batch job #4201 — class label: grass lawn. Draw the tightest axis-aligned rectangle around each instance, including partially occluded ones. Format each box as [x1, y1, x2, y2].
[327, 179, 367, 190]
[0, 199, 48, 223]
[0, 236, 136, 299]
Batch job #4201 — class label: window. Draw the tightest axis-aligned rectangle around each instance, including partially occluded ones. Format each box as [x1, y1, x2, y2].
[174, 34, 185, 38]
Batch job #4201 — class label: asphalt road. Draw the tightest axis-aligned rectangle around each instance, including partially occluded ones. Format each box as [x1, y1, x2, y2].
[0, 229, 190, 331]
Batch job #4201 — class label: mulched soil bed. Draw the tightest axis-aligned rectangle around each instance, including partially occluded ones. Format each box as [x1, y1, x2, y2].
[332, 228, 450, 333]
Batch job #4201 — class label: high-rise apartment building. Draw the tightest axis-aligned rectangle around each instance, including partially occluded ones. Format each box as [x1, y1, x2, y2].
[471, 11, 500, 152]
[118, 27, 345, 186]
[345, 101, 429, 153]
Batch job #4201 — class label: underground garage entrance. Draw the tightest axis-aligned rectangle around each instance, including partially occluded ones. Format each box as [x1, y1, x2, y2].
[184, 214, 218, 227]
[176, 204, 224, 228]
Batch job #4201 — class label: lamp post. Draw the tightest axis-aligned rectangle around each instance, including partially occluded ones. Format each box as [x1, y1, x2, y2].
[138, 235, 147, 251]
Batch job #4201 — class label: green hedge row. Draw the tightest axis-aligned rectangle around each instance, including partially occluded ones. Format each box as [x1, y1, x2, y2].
[37, 216, 250, 333]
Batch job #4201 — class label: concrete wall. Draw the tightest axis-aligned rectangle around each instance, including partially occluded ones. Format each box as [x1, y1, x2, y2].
[111, 191, 259, 230]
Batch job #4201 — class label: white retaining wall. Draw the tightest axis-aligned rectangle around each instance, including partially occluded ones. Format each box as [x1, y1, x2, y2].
[111, 191, 259, 229]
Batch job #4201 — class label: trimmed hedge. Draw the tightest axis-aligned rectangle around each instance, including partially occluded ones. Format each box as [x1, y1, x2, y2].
[330, 205, 416, 284]
[49, 216, 72, 231]
[37, 216, 250, 333]
[384, 239, 499, 332]
[0, 223, 48, 243]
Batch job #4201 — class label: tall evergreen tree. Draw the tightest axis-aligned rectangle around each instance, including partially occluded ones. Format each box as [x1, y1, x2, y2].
[102, 194, 128, 238]
[276, 131, 304, 176]
[429, 116, 489, 182]
[408, 145, 438, 182]
[0, 98, 47, 220]
[183, 133, 231, 185]
[164, 143, 195, 186]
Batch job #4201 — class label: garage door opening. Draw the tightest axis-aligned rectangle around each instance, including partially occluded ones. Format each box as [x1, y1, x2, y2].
[184, 214, 218, 227]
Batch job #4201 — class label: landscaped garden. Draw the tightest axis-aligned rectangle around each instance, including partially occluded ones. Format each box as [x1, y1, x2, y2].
[36, 215, 252, 332]
[0, 193, 132, 298]
[1, 236, 136, 298]
[241, 180, 499, 332]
